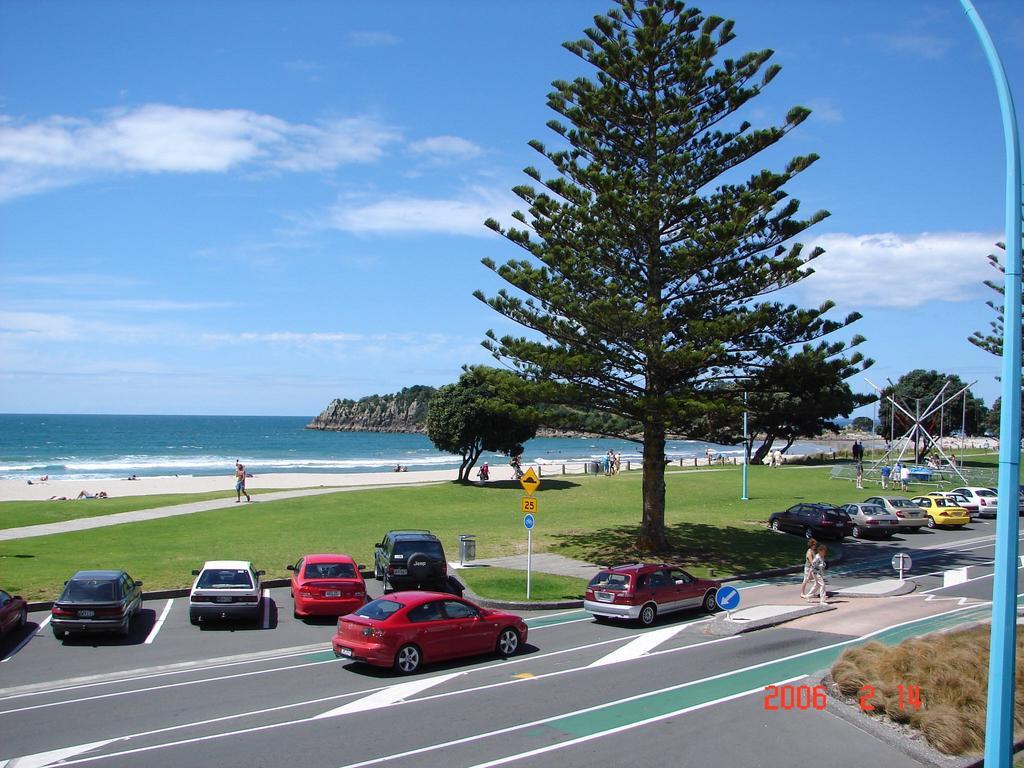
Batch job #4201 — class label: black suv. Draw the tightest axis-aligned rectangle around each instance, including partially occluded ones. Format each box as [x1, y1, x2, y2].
[373, 530, 450, 592]
[767, 503, 853, 540]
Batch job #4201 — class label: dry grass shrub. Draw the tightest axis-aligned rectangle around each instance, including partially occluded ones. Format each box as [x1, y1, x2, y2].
[829, 625, 1013, 756]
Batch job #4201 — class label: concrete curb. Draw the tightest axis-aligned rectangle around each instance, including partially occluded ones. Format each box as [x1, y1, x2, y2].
[698, 604, 835, 636]
[834, 580, 917, 598]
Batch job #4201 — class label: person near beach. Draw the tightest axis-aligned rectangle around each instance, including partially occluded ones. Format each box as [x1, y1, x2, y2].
[880, 464, 891, 489]
[799, 539, 818, 598]
[852, 441, 863, 462]
[773, 449, 783, 466]
[855, 461, 864, 489]
[477, 462, 489, 483]
[235, 460, 251, 503]
[900, 463, 910, 491]
[806, 544, 828, 605]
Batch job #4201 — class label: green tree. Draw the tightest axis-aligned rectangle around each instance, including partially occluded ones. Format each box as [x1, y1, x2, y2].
[690, 345, 870, 464]
[425, 368, 539, 482]
[968, 242, 1023, 360]
[875, 370, 987, 443]
[476, 0, 862, 550]
[850, 416, 874, 432]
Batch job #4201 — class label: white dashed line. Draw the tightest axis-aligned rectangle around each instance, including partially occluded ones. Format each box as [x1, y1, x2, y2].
[144, 600, 174, 645]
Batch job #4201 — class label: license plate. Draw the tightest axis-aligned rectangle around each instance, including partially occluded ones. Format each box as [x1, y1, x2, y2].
[595, 591, 613, 603]
[393, 568, 407, 576]
[78, 609, 95, 618]
[340, 647, 353, 657]
[215, 596, 232, 603]
[325, 590, 341, 598]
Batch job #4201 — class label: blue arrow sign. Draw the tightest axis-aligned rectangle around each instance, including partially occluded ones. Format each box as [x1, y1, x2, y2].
[715, 585, 740, 612]
[524, 513, 535, 530]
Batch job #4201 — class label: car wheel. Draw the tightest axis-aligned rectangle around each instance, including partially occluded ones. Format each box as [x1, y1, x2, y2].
[852, 526, 862, 538]
[52, 627, 63, 640]
[926, 517, 936, 529]
[702, 590, 718, 613]
[374, 562, 383, 581]
[639, 602, 657, 627]
[394, 644, 422, 674]
[16, 607, 27, 630]
[382, 574, 391, 593]
[593, 615, 612, 624]
[496, 628, 520, 657]
[770, 519, 781, 532]
[189, 615, 200, 626]
[804, 527, 814, 540]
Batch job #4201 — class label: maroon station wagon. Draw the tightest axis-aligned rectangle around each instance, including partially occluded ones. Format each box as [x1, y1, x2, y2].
[584, 563, 721, 627]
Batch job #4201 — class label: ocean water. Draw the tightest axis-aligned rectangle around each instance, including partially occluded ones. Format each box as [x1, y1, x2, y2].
[0, 413, 823, 482]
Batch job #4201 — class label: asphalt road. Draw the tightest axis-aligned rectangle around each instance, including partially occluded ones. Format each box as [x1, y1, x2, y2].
[1, 521, 1020, 768]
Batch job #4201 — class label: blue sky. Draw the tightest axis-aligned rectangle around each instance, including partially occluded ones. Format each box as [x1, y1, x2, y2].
[1, 0, 1022, 418]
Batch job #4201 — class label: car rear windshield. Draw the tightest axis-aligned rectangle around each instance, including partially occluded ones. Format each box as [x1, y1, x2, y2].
[588, 572, 632, 591]
[355, 599, 403, 621]
[977, 490, 997, 498]
[823, 509, 848, 519]
[393, 541, 444, 560]
[197, 569, 253, 589]
[303, 562, 356, 579]
[888, 498, 916, 508]
[861, 506, 886, 516]
[60, 579, 120, 603]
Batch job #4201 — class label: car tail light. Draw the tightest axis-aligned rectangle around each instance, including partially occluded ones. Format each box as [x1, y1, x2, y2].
[51, 606, 74, 617]
[980, 498, 988, 506]
[190, 595, 212, 603]
[866, 519, 877, 526]
[820, 519, 834, 526]
[387, 565, 394, 575]
[354, 591, 364, 598]
[299, 589, 314, 598]
[894, 510, 906, 518]
[361, 626, 384, 639]
[940, 511, 949, 517]
[95, 607, 125, 618]
[236, 595, 259, 603]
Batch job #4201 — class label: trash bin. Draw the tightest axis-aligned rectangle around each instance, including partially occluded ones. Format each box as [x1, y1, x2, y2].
[590, 460, 602, 475]
[459, 535, 477, 565]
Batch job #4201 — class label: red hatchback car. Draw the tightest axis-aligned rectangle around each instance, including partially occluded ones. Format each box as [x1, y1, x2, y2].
[1, 588, 28, 638]
[333, 591, 528, 674]
[287, 554, 367, 619]
[584, 563, 721, 626]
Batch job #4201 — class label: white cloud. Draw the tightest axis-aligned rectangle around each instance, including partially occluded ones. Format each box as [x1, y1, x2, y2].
[807, 98, 843, 124]
[408, 135, 483, 161]
[327, 187, 518, 236]
[880, 34, 954, 60]
[0, 105, 401, 202]
[0, 311, 78, 340]
[799, 231, 996, 308]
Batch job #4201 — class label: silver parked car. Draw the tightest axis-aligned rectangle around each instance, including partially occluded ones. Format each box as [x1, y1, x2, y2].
[841, 503, 901, 539]
[862, 496, 928, 532]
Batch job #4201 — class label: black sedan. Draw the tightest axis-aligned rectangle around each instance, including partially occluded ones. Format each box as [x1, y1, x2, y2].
[51, 570, 143, 639]
[768, 503, 853, 540]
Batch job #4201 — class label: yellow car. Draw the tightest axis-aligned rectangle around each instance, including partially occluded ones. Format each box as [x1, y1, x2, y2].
[911, 496, 970, 529]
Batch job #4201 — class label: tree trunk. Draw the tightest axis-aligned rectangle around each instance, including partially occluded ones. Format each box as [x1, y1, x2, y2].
[638, 423, 668, 551]
[752, 433, 777, 465]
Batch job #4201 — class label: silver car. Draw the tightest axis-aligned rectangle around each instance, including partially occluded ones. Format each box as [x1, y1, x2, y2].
[841, 503, 901, 539]
[951, 487, 999, 518]
[862, 496, 928, 532]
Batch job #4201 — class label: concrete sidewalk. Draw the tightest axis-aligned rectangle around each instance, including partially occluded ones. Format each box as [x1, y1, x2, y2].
[453, 553, 602, 580]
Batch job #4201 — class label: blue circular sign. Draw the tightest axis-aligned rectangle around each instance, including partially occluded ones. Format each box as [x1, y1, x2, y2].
[524, 513, 535, 530]
[715, 585, 740, 611]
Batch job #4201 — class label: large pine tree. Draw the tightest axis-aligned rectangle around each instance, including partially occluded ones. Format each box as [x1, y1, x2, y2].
[476, 0, 861, 550]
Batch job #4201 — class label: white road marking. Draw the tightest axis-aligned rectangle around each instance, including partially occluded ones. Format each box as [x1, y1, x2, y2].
[461, 675, 810, 768]
[143, 600, 173, 645]
[313, 672, 465, 718]
[920, 559, 1022, 594]
[0, 739, 113, 768]
[33, 615, 51, 635]
[0, 629, 35, 664]
[587, 623, 689, 667]
[261, 589, 271, 629]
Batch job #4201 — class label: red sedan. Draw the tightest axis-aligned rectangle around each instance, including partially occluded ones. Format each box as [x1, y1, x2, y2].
[1, 589, 28, 637]
[333, 591, 528, 674]
[287, 554, 367, 619]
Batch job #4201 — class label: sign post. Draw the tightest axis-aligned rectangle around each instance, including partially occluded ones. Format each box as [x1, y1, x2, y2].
[892, 552, 912, 582]
[520, 468, 541, 600]
[715, 585, 740, 621]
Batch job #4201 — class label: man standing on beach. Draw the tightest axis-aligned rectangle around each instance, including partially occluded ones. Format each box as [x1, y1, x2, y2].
[234, 460, 251, 503]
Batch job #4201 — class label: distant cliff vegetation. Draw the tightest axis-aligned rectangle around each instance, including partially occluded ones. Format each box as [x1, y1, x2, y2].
[307, 386, 638, 438]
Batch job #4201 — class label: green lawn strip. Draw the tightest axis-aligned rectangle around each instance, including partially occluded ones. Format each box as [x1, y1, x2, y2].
[457, 566, 587, 602]
[0, 489, 281, 530]
[1, 465, 902, 600]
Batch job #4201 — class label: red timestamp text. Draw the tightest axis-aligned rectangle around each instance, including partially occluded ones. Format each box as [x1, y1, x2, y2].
[858, 684, 922, 712]
[763, 684, 827, 711]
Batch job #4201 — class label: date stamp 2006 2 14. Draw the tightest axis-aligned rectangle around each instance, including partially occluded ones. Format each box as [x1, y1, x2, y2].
[763, 684, 923, 712]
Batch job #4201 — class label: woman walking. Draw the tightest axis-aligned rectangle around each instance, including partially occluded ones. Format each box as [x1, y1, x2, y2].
[809, 545, 829, 605]
[800, 539, 817, 598]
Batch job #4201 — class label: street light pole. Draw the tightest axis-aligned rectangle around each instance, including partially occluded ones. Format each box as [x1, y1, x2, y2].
[741, 391, 749, 501]
[959, 3, 1022, 767]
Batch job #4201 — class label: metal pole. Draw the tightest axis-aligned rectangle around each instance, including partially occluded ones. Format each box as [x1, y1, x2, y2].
[742, 391, 749, 500]
[960, 4, 1022, 767]
[526, 527, 532, 600]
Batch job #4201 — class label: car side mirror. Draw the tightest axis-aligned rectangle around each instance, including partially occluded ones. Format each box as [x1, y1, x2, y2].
[286, 564, 296, 571]
[191, 569, 200, 576]
[675, 579, 684, 585]
[256, 570, 265, 576]
[357, 564, 366, 571]
[135, 580, 143, 587]
[63, 580, 68, 585]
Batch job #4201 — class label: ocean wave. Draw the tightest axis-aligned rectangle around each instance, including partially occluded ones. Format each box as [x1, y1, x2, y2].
[0, 463, 48, 471]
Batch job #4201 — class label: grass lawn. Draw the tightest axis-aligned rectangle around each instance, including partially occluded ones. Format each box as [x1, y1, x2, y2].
[0, 490, 283, 530]
[0, 462, 975, 601]
[457, 566, 588, 602]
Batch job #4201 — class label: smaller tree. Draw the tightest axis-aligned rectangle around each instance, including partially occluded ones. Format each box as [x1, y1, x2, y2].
[850, 416, 874, 432]
[876, 370, 987, 439]
[426, 368, 539, 482]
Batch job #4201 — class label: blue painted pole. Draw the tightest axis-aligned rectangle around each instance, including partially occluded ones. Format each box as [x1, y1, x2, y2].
[742, 391, 749, 500]
[959, 3, 1022, 767]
